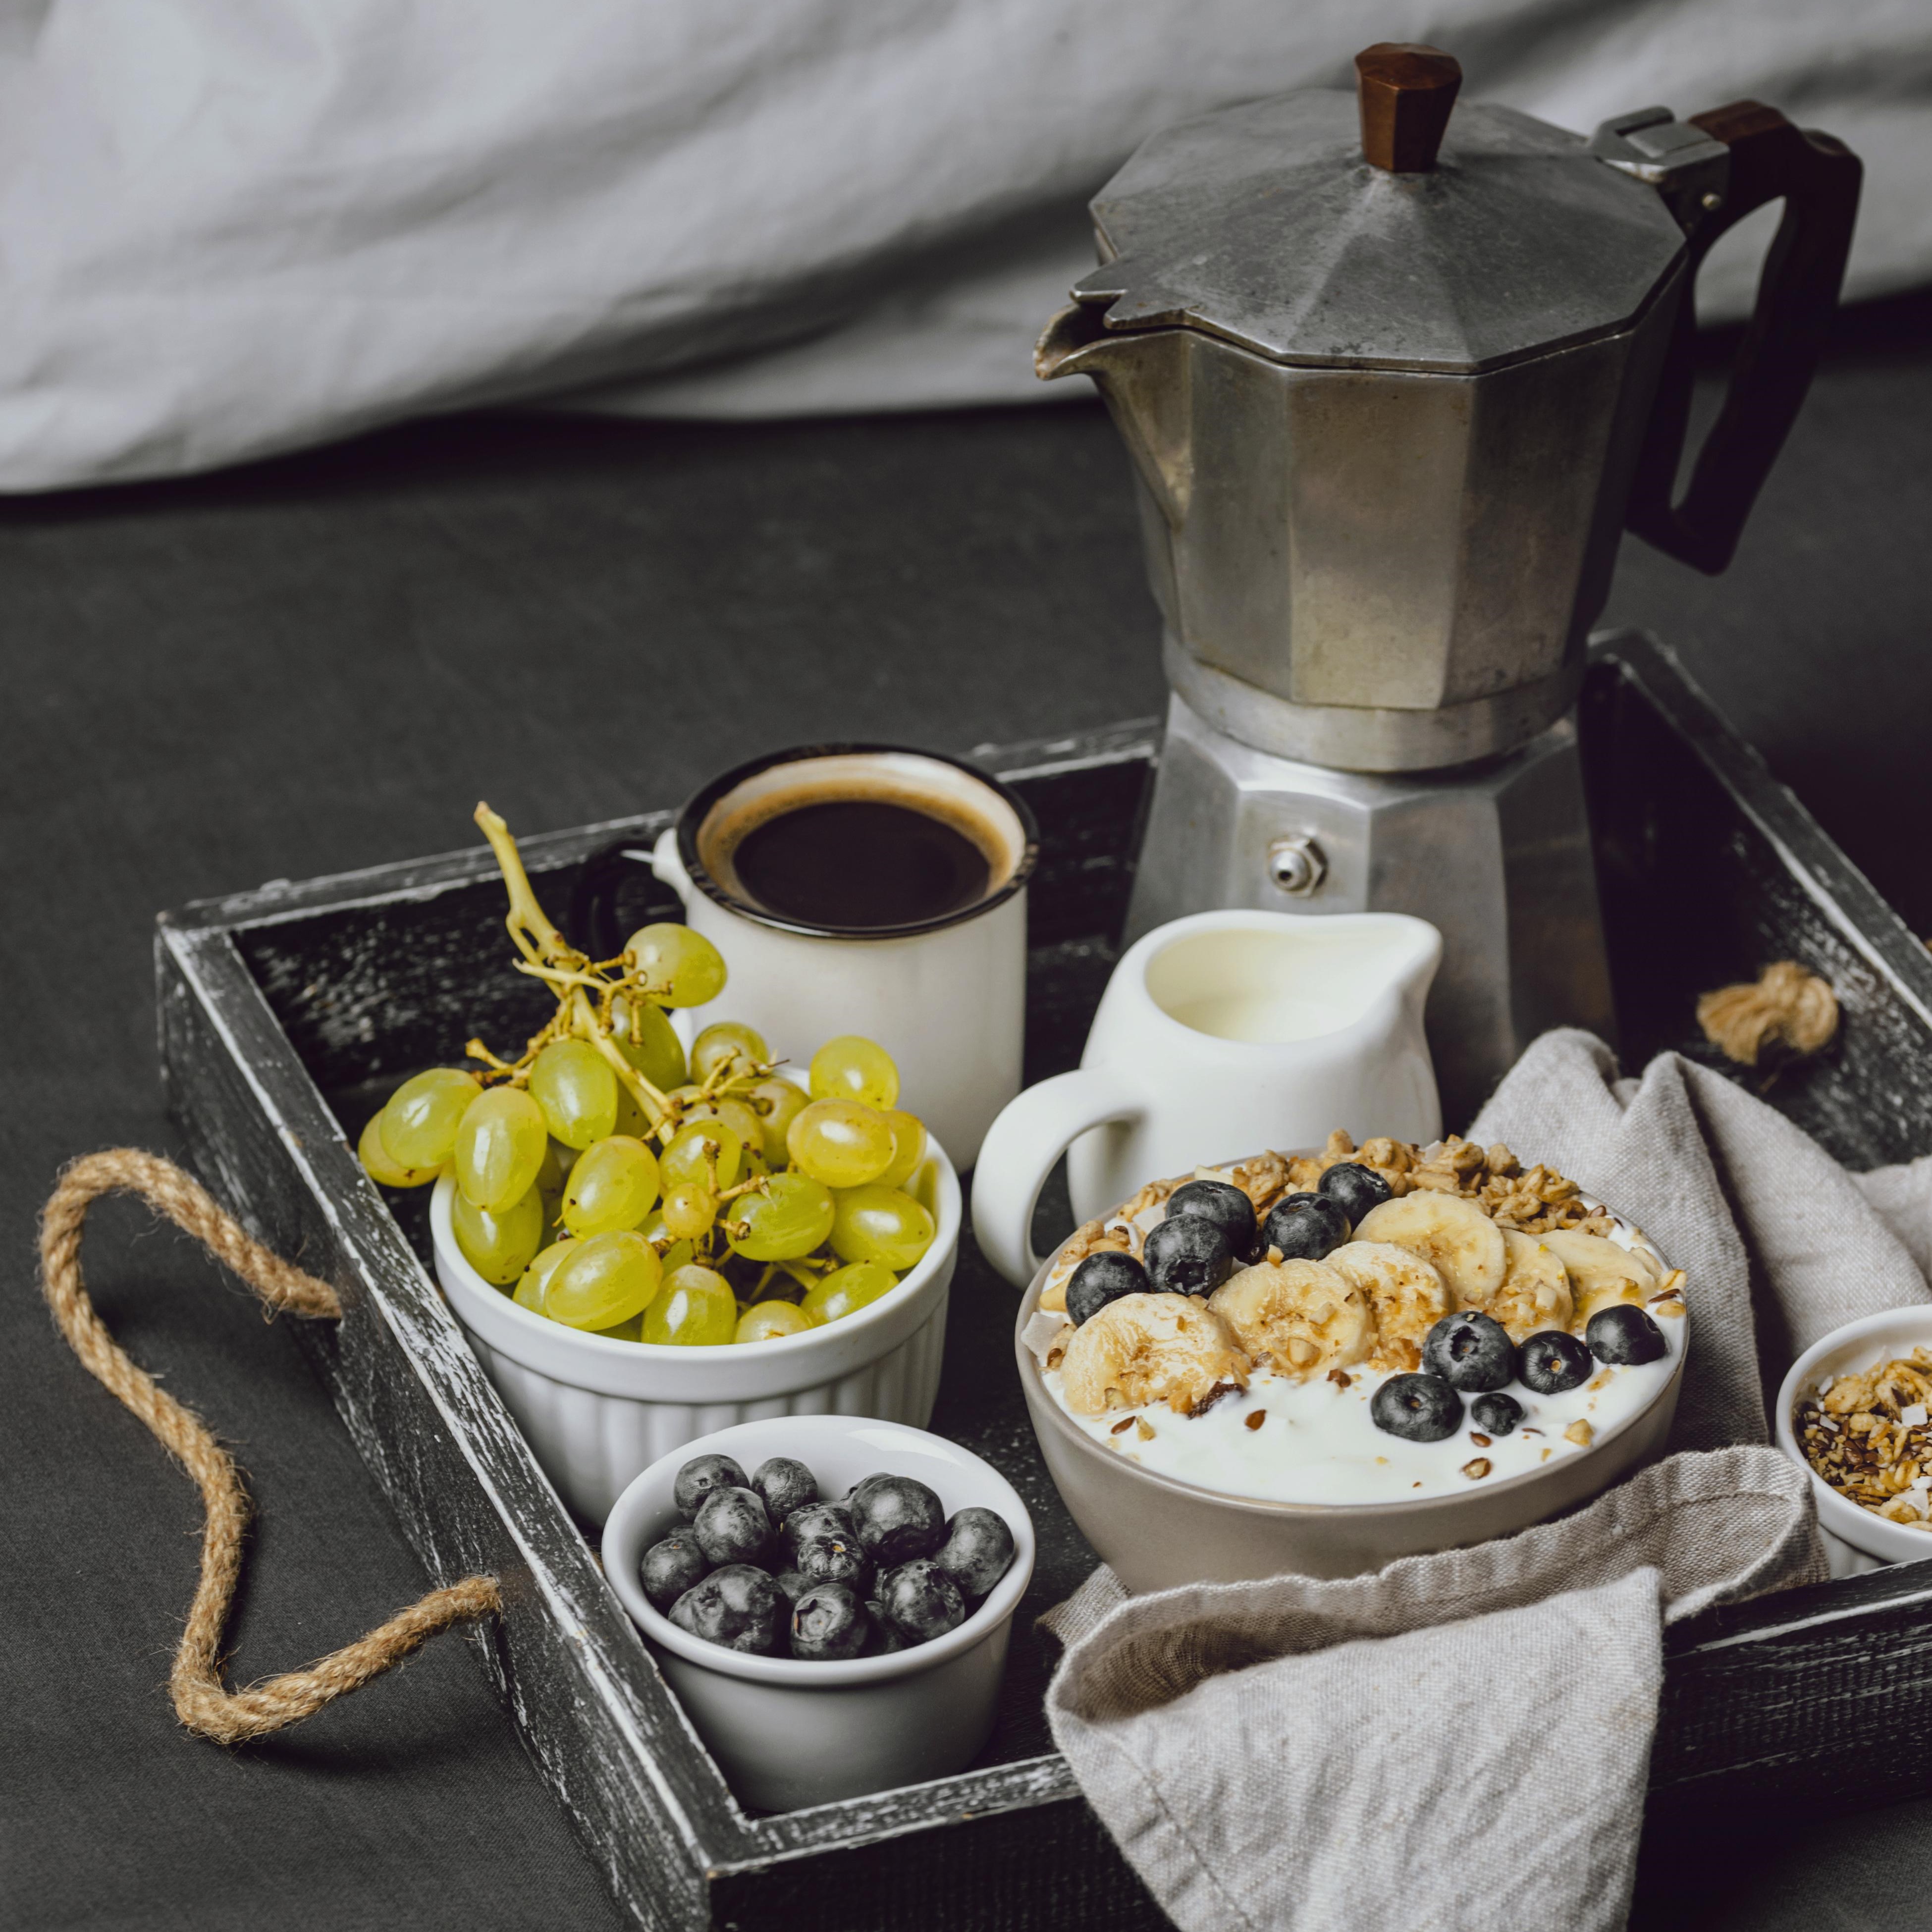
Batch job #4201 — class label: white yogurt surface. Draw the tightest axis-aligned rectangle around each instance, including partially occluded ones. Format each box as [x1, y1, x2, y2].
[1038, 1181, 1684, 1505]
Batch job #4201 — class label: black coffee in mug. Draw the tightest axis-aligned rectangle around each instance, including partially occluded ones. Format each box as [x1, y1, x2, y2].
[729, 796, 992, 930]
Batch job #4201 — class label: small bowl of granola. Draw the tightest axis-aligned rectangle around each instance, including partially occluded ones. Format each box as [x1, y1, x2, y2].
[1016, 1132, 1690, 1590]
[1776, 1309, 1932, 1570]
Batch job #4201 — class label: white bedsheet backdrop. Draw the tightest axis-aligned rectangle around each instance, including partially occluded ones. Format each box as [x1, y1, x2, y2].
[0, 0, 1925, 489]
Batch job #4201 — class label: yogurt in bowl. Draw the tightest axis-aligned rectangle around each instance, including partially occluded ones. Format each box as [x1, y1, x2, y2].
[1017, 1133, 1688, 1589]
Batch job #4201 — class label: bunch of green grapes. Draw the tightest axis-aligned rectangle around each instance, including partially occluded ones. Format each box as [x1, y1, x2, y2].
[355, 807, 934, 1345]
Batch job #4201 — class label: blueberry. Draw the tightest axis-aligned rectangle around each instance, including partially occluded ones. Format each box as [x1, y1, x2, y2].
[751, 1456, 819, 1523]
[1143, 1213, 1234, 1296]
[772, 1568, 812, 1605]
[1260, 1192, 1349, 1262]
[668, 1564, 786, 1655]
[1066, 1249, 1150, 1325]
[930, 1506, 1016, 1600]
[693, 1486, 773, 1567]
[1370, 1372, 1463, 1443]
[1318, 1162, 1393, 1223]
[783, 1500, 856, 1561]
[1471, 1392, 1525, 1437]
[1421, 1310, 1517, 1393]
[640, 1532, 710, 1612]
[794, 1524, 871, 1594]
[1165, 1180, 1259, 1265]
[875, 1558, 967, 1644]
[862, 1605, 908, 1656]
[1519, 1329, 1594, 1394]
[849, 1475, 947, 1566]
[673, 1452, 750, 1521]
[1586, 1303, 1668, 1366]
[790, 1581, 871, 1662]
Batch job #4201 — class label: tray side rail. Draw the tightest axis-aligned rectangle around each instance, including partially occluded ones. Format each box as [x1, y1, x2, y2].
[157, 918, 734, 1932]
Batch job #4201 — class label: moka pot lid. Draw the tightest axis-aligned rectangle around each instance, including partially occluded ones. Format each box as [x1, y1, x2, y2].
[1070, 49, 1690, 375]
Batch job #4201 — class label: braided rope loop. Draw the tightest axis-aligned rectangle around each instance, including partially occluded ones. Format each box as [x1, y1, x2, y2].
[38, 1148, 500, 1745]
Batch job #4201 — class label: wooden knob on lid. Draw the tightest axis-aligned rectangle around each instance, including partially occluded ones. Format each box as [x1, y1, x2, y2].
[1355, 43, 1462, 173]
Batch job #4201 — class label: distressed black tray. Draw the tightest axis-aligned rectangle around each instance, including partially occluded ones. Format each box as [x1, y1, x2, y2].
[157, 632, 1932, 1932]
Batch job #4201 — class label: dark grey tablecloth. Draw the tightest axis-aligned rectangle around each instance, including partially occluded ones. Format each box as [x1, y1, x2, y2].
[3, 297, 1930, 1930]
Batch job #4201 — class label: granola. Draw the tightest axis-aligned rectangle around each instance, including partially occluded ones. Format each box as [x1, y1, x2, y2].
[1796, 1350, 1932, 1528]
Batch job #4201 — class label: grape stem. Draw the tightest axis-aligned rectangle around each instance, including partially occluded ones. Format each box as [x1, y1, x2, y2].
[472, 801, 675, 1121]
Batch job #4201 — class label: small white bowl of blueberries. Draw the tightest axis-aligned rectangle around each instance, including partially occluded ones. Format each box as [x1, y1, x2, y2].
[602, 1413, 1034, 1811]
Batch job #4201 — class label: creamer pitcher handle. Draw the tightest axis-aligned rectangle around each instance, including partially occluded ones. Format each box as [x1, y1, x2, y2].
[970, 1070, 1144, 1288]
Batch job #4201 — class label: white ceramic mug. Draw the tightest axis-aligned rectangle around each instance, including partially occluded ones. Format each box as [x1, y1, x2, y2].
[626, 746, 1037, 1168]
[970, 909, 1443, 1287]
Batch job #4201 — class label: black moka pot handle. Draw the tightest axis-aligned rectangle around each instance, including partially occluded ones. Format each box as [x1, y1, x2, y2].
[1625, 102, 1862, 575]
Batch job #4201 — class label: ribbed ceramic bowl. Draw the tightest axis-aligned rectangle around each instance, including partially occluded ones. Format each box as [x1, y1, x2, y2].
[603, 1414, 1035, 1812]
[1016, 1178, 1686, 1590]
[1775, 1306, 1932, 1573]
[433, 1141, 959, 1524]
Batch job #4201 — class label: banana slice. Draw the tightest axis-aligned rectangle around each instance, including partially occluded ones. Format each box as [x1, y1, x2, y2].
[1058, 1292, 1250, 1416]
[1209, 1259, 1376, 1382]
[1490, 1230, 1576, 1342]
[1324, 1241, 1448, 1371]
[1538, 1230, 1659, 1326]
[1352, 1193, 1506, 1309]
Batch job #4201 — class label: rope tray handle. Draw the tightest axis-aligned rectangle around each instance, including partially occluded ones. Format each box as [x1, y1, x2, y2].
[38, 1148, 501, 1746]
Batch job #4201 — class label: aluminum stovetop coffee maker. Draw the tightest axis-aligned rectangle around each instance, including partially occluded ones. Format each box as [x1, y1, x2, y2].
[1039, 43, 1860, 1121]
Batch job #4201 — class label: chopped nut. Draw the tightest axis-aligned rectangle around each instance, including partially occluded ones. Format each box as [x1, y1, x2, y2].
[1564, 1419, 1595, 1448]
[1243, 1409, 1266, 1431]
[1469, 1432, 1492, 1448]
[1135, 1418, 1156, 1442]
[1461, 1457, 1493, 1480]
[1327, 1368, 1352, 1390]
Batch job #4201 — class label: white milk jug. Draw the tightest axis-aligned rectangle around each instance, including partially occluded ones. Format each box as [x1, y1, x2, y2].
[971, 909, 1442, 1286]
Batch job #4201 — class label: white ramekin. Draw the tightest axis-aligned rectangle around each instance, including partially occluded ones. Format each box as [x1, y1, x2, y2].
[602, 1413, 1035, 1812]
[1775, 1306, 1932, 1573]
[432, 1141, 960, 1524]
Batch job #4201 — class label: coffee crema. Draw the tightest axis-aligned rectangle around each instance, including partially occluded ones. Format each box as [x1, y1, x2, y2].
[710, 791, 999, 932]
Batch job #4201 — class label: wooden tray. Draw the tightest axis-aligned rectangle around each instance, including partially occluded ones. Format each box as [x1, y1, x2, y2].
[157, 631, 1932, 1931]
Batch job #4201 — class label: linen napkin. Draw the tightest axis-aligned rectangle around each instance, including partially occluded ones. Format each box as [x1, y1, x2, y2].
[1044, 1029, 1932, 1932]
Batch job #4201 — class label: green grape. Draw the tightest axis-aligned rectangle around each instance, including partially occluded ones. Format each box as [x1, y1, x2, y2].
[625, 923, 727, 1009]
[809, 1035, 900, 1110]
[801, 1259, 898, 1326]
[829, 1185, 936, 1271]
[593, 1313, 644, 1342]
[381, 1067, 481, 1168]
[610, 993, 688, 1090]
[735, 1300, 816, 1344]
[659, 1120, 743, 1192]
[561, 1134, 660, 1236]
[452, 1183, 546, 1287]
[358, 1111, 439, 1188]
[642, 1264, 739, 1346]
[515, 1238, 575, 1312]
[545, 1230, 662, 1330]
[681, 1094, 765, 1157]
[528, 1039, 620, 1150]
[660, 1181, 717, 1241]
[454, 1086, 549, 1213]
[635, 1209, 697, 1276]
[874, 1110, 928, 1191]
[746, 1076, 807, 1167]
[726, 1173, 836, 1262]
[690, 1021, 770, 1086]
[613, 1078, 655, 1142]
[786, 1099, 895, 1189]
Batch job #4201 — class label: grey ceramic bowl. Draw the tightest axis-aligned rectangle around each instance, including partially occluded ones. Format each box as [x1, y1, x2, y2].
[1015, 1207, 1686, 1591]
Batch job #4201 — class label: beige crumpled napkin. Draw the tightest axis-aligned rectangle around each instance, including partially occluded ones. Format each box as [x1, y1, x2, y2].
[1044, 1030, 1932, 1932]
